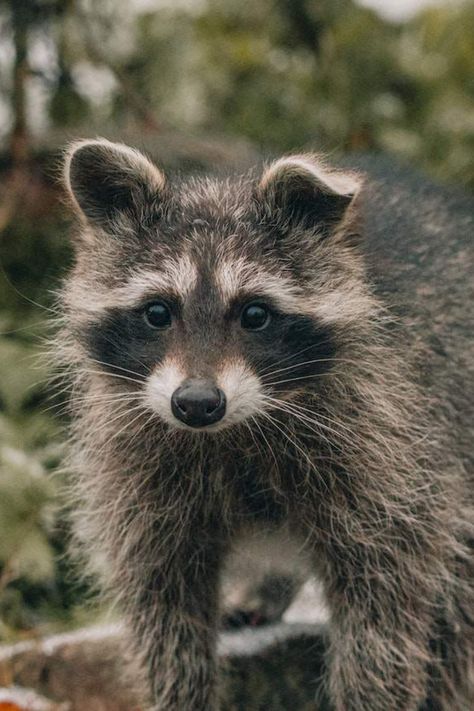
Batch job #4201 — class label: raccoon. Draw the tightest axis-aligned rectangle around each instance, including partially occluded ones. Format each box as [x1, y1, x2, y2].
[57, 139, 473, 710]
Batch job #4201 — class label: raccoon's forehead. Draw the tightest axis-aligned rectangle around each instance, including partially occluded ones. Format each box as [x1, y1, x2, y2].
[74, 177, 307, 311]
[176, 175, 252, 219]
[83, 249, 304, 314]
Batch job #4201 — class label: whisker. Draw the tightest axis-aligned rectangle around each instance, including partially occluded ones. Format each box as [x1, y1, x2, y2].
[34, 358, 147, 409]
[263, 399, 345, 442]
[0, 319, 52, 336]
[261, 356, 337, 380]
[264, 372, 333, 387]
[126, 411, 159, 452]
[258, 410, 333, 497]
[83, 404, 148, 455]
[258, 410, 321, 480]
[79, 369, 145, 386]
[27, 361, 146, 401]
[243, 419, 260, 456]
[0, 263, 60, 315]
[250, 414, 281, 476]
[88, 330, 149, 373]
[260, 395, 362, 453]
[25, 375, 63, 394]
[261, 398, 336, 450]
[42, 392, 142, 415]
[70, 392, 141, 406]
[261, 355, 364, 383]
[83, 406, 144, 439]
[88, 358, 146, 380]
[262, 395, 357, 436]
[259, 341, 333, 375]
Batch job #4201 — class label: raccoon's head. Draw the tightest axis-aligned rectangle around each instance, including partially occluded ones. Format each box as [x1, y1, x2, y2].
[63, 139, 369, 433]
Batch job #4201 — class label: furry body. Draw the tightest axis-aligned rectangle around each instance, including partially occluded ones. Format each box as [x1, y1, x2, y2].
[58, 142, 473, 710]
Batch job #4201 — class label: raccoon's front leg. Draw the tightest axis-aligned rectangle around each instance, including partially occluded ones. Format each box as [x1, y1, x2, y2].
[326, 602, 430, 710]
[319, 544, 434, 711]
[124, 538, 223, 711]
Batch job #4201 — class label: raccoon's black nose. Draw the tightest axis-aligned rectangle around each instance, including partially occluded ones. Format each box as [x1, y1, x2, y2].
[171, 379, 226, 428]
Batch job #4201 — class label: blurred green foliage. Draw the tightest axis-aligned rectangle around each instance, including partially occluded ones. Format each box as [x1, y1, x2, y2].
[0, 0, 472, 640]
[0, 314, 70, 640]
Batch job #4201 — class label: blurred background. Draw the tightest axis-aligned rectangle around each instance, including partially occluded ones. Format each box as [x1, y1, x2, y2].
[0, 0, 473, 643]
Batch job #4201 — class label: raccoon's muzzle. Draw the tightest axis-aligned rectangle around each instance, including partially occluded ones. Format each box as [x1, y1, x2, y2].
[171, 378, 226, 428]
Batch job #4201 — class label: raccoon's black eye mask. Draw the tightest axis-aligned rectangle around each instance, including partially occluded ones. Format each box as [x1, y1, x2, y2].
[81, 292, 336, 398]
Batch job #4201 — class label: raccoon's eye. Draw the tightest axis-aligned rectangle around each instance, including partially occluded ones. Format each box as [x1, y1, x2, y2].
[241, 302, 271, 331]
[144, 301, 172, 330]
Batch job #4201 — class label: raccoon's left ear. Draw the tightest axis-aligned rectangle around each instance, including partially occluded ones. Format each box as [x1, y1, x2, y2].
[257, 155, 361, 237]
[64, 139, 166, 235]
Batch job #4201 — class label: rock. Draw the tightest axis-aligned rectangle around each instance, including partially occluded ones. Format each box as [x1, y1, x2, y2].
[0, 583, 330, 709]
[0, 686, 68, 710]
[0, 626, 137, 711]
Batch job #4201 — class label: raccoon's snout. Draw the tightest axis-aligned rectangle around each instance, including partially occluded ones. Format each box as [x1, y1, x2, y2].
[171, 379, 226, 428]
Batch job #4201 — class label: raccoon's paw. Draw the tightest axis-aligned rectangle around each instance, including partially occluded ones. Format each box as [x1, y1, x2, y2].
[221, 574, 299, 630]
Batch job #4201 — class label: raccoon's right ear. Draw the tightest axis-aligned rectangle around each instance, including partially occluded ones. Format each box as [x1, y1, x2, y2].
[257, 155, 361, 237]
[64, 139, 166, 235]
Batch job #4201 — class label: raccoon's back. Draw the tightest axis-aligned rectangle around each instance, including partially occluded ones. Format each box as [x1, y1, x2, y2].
[349, 154, 473, 471]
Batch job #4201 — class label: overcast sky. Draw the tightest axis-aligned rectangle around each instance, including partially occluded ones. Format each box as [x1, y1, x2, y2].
[357, 0, 462, 21]
[131, 0, 462, 22]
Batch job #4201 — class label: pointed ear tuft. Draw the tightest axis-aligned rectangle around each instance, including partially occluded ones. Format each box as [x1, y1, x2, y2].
[258, 155, 361, 236]
[64, 139, 166, 232]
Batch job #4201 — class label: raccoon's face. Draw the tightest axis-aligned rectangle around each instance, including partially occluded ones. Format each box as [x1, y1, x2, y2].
[63, 140, 367, 432]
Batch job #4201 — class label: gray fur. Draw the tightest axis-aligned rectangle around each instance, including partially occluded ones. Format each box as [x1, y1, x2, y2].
[55, 140, 473, 710]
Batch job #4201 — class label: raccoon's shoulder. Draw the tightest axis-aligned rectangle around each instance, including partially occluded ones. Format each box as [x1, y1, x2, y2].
[343, 154, 473, 423]
[343, 154, 473, 316]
